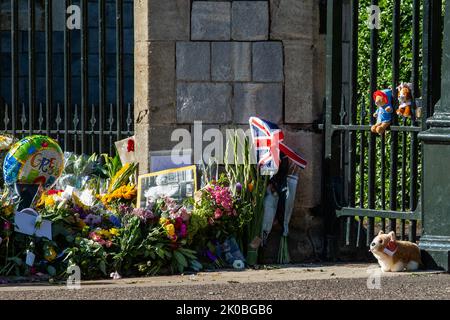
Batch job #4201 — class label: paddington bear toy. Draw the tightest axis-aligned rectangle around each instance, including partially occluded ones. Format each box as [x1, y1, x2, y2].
[396, 83, 412, 118]
[371, 89, 393, 135]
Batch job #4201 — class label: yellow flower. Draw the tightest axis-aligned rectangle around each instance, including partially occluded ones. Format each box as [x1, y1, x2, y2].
[100, 184, 136, 207]
[164, 224, 176, 237]
[46, 197, 56, 207]
[37, 193, 58, 208]
[109, 228, 120, 237]
[159, 217, 168, 226]
[37, 194, 47, 207]
[3, 205, 14, 217]
[98, 229, 112, 239]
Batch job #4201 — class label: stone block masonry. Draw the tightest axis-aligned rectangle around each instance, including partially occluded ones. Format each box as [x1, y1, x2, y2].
[175, 1, 283, 127]
[191, 1, 231, 41]
[232, 1, 269, 41]
[135, 0, 326, 263]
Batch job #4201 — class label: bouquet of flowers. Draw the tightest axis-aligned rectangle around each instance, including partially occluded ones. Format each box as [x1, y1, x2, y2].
[191, 175, 252, 268]
[112, 196, 201, 276]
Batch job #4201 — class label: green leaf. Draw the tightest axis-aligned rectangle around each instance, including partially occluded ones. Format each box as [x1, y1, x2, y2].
[99, 261, 107, 275]
[173, 251, 188, 268]
[47, 265, 56, 276]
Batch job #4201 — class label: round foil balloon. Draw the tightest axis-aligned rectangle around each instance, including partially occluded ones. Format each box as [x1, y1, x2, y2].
[0, 134, 17, 185]
[3, 135, 64, 190]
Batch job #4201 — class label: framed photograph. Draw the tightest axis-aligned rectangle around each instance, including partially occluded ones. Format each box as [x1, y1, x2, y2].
[137, 165, 197, 208]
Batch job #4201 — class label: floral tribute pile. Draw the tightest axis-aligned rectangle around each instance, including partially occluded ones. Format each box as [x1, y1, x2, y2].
[0, 129, 303, 282]
[0, 146, 263, 281]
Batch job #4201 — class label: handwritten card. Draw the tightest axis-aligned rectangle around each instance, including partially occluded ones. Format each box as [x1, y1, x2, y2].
[14, 208, 52, 240]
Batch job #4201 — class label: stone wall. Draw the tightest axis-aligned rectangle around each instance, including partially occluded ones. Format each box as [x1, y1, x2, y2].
[135, 0, 326, 262]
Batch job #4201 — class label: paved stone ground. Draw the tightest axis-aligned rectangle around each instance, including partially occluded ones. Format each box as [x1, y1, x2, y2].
[0, 264, 448, 300]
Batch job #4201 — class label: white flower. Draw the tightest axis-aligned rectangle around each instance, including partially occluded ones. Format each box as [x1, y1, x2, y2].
[110, 272, 122, 280]
[78, 189, 96, 207]
[61, 186, 75, 200]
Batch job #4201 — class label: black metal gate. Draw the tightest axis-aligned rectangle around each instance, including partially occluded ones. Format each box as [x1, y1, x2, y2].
[324, 0, 443, 254]
[0, 0, 134, 155]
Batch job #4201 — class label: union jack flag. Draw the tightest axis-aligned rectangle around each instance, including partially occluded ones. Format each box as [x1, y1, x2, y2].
[249, 117, 307, 175]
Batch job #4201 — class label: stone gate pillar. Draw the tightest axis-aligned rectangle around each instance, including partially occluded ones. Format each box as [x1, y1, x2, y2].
[418, 0, 450, 272]
[134, 0, 326, 263]
[134, 0, 191, 174]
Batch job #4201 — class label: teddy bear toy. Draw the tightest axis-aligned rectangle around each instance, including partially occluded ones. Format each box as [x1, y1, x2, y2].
[371, 89, 393, 135]
[369, 230, 422, 272]
[396, 82, 412, 118]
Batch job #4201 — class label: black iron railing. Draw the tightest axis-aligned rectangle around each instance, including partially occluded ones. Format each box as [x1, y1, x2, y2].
[324, 0, 443, 252]
[0, 0, 134, 155]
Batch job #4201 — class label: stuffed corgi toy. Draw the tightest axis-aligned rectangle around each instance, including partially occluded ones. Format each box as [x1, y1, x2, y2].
[370, 230, 422, 272]
[396, 83, 412, 118]
[371, 89, 393, 135]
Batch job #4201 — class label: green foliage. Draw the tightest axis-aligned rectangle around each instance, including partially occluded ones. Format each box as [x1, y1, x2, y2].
[101, 153, 123, 179]
[64, 237, 109, 279]
[354, 0, 424, 211]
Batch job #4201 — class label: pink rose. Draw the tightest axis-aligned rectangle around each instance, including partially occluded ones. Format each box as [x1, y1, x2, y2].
[214, 208, 223, 219]
[3, 222, 11, 231]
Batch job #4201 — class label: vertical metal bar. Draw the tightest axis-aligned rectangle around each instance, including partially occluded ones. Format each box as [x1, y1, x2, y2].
[4, 104, 10, 131]
[116, 0, 124, 141]
[127, 103, 133, 135]
[73, 104, 79, 155]
[346, 0, 359, 246]
[81, 0, 88, 154]
[357, 102, 366, 248]
[45, 0, 53, 136]
[367, 0, 378, 245]
[28, 0, 36, 135]
[56, 103, 62, 142]
[388, 0, 401, 234]
[64, 0, 72, 151]
[380, 135, 386, 232]
[21, 103, 27, 138]
[409, 0, 421, 242]
[324, 0, 342, 259]
[340, 97, 351, 246]
[91, 104, 96, 154]
[11, 0, 18, 136]
[99, 0, 106, 154]
[108, 103, 114, 155]
[38, 103, 44, 133]
[401, 130, 407, 240]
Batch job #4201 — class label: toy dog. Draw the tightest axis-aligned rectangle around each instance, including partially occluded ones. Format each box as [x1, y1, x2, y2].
[396, 83, 412, 118]
[371, 89, 393, 135]
[369, 230, 422, 272]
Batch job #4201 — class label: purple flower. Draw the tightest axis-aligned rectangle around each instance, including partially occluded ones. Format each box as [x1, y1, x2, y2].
[179, 207, 191, 222]
[119, 204, 133, 216]
[72, 206, 86, 219]
[235, 182, 243, 193]
[84, 214, 102, 226]
[132, 208, 155, 222]
[162, 196, 177, 212]
[206, 250, 218, 262]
